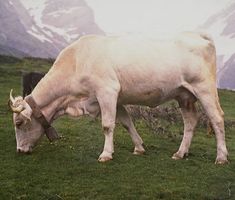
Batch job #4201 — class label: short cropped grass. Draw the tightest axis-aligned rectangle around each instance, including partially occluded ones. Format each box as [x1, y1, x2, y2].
[0, 55, 235, 199]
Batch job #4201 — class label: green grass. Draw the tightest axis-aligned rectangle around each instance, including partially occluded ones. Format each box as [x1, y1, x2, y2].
[0, 56, 235, 199]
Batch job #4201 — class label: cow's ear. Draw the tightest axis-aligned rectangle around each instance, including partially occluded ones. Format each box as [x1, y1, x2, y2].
[20, 102, 32, 121]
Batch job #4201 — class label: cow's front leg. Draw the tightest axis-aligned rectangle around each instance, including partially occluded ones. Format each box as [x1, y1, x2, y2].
[98, 124, 115, 162]
[96, 89, 118, 162]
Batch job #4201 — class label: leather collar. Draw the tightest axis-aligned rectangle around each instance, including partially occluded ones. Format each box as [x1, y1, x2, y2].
[25, 95, 60, 142]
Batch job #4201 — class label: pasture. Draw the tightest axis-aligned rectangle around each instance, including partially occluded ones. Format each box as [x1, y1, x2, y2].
[0, 55, 235, 199]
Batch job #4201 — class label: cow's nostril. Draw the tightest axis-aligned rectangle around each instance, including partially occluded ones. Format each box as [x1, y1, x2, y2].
[17, 147, 32, 154]
[17, 148, 22, 153]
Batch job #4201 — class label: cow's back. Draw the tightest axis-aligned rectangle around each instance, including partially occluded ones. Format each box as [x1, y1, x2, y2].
[77, 33, 215, 77]
[90, 33, 215, 105]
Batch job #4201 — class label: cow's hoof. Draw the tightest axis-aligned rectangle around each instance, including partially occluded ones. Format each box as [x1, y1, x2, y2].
[133, 149, 145, 155]
[133, 150, 145, 155]
[215, 157, 229, 165]
[98, 152, 113, 162]
[98, 156, 113, 162]
[172, 152, 183, 160]
[133, 145, 145, 155]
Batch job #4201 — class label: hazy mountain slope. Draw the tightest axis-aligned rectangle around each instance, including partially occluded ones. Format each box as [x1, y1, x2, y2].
[201, 2, 235, 89]
[21, 0, 104, 43]
[0, 44, 29, 58]
[0, 0, 62, 58]
[41, 0, 104, 43]
[218, 54, 235, 90]
[0, 0, 104, 58]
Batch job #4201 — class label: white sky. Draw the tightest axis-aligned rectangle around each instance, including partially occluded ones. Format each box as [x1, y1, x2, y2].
[20, 0, 233, 36]
[86, 0, 233, 36]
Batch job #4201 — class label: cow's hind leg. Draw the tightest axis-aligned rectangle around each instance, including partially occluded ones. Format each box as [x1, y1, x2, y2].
[96, 89, 118, 162]
[117, 106, 145, 155]
[194, 84, 228, 164]
[172, 98, 198, 160]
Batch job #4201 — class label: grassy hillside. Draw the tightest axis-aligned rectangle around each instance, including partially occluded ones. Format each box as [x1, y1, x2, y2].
[0, 55, 235, 200]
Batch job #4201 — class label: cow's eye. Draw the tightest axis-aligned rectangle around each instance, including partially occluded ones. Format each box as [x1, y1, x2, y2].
[15, 119, 23, 127]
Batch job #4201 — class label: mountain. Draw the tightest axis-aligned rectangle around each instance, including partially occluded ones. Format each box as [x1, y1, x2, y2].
[40, 0, 104, 43]
[0, 0, 104, 58]
[218, 54, 235, 89]
[201, 2, 235, 90]
[21, 0, 104, 45]
[0, 44, 29, 58]
[0, 0, 64, 58]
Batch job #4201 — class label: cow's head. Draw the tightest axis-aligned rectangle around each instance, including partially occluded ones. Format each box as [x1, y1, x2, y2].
[9, 90, 44, 153]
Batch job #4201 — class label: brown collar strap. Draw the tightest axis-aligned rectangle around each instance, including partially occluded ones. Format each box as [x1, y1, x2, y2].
[25, 96, 60, 142]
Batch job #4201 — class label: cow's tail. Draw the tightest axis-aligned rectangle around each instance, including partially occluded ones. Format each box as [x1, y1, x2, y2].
[198, 32, 214, 44]
[199, 32, 216, 54]
[199, 32, 216, 65]
[198, 32, 217, 77]
[199, 32, 216, 53]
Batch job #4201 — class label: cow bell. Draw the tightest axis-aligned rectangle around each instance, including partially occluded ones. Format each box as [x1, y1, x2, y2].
[45, 126, 60, 142]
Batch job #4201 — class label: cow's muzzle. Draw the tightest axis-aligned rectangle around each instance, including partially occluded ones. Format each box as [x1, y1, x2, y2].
[17, 146, 33, 154]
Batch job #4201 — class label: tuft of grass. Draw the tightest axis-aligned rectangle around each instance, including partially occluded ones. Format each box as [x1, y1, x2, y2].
[0, 55, 235, 199]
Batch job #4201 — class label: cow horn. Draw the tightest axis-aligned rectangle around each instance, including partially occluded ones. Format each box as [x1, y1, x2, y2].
[8, 89, 24, 113]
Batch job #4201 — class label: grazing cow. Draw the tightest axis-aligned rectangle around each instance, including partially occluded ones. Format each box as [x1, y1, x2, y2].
[9, 33, 228, 164]
[22, 72, 45, 97]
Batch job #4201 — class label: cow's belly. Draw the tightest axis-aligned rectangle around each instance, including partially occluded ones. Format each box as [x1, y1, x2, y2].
[118, 86, 179, 107]
[116, 66, 183, 107]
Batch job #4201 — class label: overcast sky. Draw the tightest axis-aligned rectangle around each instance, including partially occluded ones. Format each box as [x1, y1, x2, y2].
[86, 0, 232, 35]
[21, 0, 233, 36]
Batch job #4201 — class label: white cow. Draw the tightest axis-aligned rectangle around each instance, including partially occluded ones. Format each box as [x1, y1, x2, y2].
[9, 32, 228, 164]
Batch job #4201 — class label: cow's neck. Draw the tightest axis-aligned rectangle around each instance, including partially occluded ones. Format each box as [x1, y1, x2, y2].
[41, 96, 68, 123]
[30, 71, 71, 121]
[32, 70, 70, 107]
[39, 95, 85, 123]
